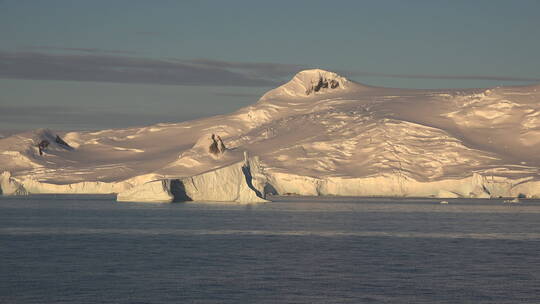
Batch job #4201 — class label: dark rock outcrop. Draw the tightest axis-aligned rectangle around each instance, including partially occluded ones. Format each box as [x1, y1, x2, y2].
[209, 134, 226, 156]
[217, 135, 226, 153]
[55, 135, 73, 150]
[306, 76, 340, 95]
[37, 140, 50, 156]
[35, 132, 74, 156]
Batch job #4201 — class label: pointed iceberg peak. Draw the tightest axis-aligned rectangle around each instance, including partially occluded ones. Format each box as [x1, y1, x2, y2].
[260, 69, 350, 100]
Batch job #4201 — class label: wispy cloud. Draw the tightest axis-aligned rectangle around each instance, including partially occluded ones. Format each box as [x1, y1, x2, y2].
[0, 51, 282, 87]
[0, 104, 197, 130]
[179, 58, 306, 78]
[22, 45, 137, 55]
[135, 31, 161, 36]
[213, 92, 262, 98]
[343, 70, 540, 83]
[1, 49, 537, 88]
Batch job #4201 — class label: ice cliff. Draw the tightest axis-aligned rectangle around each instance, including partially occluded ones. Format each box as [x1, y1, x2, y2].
[0, 172, 28, 195]
[117, 156, 268, 203]
[117, 180, 174, 203]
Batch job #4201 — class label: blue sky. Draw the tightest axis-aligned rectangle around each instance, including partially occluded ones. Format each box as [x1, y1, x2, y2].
[1, 0, 539, 132]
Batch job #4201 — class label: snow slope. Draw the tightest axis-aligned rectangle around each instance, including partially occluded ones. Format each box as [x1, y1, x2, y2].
[1, 69, 540, 201]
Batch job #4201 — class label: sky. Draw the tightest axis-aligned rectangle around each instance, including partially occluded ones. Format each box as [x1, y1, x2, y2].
[1, 0, 539, 132]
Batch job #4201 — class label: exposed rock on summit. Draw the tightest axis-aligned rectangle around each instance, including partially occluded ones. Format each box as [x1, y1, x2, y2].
[260, 69, 350, 100]
[305, 74, 341, 95]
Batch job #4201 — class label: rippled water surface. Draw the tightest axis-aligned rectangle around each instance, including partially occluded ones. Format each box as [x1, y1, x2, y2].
[1, 195, 540, 303]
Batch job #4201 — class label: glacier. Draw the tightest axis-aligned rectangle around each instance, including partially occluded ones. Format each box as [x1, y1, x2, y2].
[1, 69, 540, 202]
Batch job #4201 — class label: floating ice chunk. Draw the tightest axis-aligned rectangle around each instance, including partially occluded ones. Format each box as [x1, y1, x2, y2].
[503, 198, 520, 204]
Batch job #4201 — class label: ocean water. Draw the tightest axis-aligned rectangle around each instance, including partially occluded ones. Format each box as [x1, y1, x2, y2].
[1, 195, 540, 304]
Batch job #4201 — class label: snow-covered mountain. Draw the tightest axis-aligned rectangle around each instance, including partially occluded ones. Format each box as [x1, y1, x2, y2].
[2, 69, 540, 201]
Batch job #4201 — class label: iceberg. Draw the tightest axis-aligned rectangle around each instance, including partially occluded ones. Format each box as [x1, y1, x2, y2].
[117, 156, 268, 203]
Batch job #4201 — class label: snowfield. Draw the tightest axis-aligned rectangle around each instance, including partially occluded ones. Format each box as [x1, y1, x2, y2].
[1, 69, 540, 202]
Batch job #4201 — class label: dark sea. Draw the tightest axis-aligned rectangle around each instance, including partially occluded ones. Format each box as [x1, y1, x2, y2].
[1, 195, 540, 304]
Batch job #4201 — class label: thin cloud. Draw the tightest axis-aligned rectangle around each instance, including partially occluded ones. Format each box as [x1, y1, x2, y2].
[182, 58, 306, 78]
[0, 51, 280, 87]
[183, 61, 540, 83]
[2, 49, 535, 87]
[0, 104, 198, 130]
[23, 45, 137, 55]
[0, 105, 81, 116]
[135, 31, 161, 36]
[213, 92, 261, 98]
[343, 70, 540, 83]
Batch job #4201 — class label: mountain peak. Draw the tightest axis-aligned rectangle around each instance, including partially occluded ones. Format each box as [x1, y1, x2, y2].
[261, 69, 350, 100]
[294, 69, 349, 95]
